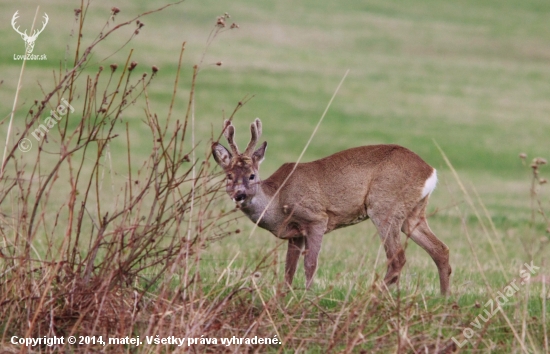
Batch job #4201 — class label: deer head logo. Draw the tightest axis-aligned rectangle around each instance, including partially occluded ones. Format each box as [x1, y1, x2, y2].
[11, 11, 49, 55]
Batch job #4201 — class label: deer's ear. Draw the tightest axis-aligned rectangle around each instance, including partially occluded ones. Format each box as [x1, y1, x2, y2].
[212, 142, 232, 169]
[252, 141, 267, 165]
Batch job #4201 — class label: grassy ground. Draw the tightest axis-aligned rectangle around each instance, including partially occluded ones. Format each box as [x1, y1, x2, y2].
[0, 0, 549, 352]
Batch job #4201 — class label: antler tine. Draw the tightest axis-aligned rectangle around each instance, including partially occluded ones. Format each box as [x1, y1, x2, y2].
[11, 11, 25, 36]
[40, 13, 48, 31]
[32, 13, 48, 37]
[254, 118, 262, 138]
[11, 11, 19, 26]
[222, 119, 240, 155]
[244, 118, 262, 156]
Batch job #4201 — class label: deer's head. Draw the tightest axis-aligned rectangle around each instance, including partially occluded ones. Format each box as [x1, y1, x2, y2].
[11, 11, 49, 54]
[212, 118, 267, 207]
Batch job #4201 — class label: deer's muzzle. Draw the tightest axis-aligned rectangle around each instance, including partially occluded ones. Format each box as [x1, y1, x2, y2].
[234, 193, 247, 202]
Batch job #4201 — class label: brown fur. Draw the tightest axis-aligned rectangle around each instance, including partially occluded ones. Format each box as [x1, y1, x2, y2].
[212, 119, 451, 295]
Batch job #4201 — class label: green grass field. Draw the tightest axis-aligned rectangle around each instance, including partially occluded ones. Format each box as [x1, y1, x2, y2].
[1, 0, 549, 352]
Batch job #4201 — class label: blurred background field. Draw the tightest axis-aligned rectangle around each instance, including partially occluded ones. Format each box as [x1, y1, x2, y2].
[1, 0, 549, 352]
[2, 0, 549, 209]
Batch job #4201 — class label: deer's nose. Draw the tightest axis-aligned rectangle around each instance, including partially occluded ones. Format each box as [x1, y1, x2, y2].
[235, 193, 247, 202]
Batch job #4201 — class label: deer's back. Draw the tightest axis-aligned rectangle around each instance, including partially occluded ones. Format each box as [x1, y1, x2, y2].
[264, 144, 434, 230]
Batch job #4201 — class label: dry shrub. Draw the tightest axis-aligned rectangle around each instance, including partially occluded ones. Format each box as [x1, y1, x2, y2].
[0, 2, 242, 351]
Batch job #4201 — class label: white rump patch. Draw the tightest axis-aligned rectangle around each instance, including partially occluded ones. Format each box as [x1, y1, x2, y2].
[421, 169, 438, 198]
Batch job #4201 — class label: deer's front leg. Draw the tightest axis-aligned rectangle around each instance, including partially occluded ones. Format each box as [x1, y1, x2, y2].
[285, 236, 305, 286]
[304, 222, 327, 289]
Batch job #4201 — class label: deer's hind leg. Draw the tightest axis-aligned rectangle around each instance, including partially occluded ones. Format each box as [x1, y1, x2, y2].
[369, 209, 407, 288]
[401, 197, 451, 295]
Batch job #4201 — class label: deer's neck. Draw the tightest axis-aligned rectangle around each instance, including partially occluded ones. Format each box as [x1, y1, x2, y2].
[239, 180, 280, 232]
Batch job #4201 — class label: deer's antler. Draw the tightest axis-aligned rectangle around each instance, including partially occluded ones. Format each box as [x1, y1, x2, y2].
[11, 11, 27, 38]
[223, 120, 240, 156]
[30, 13, 48, 39]
[244, 118, 262, 156]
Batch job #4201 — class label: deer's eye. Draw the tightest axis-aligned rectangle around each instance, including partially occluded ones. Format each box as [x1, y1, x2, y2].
[249, 174, 255, 180]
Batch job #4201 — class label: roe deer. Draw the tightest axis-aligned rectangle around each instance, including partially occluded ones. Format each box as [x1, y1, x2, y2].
[212, 118, 451, 295]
